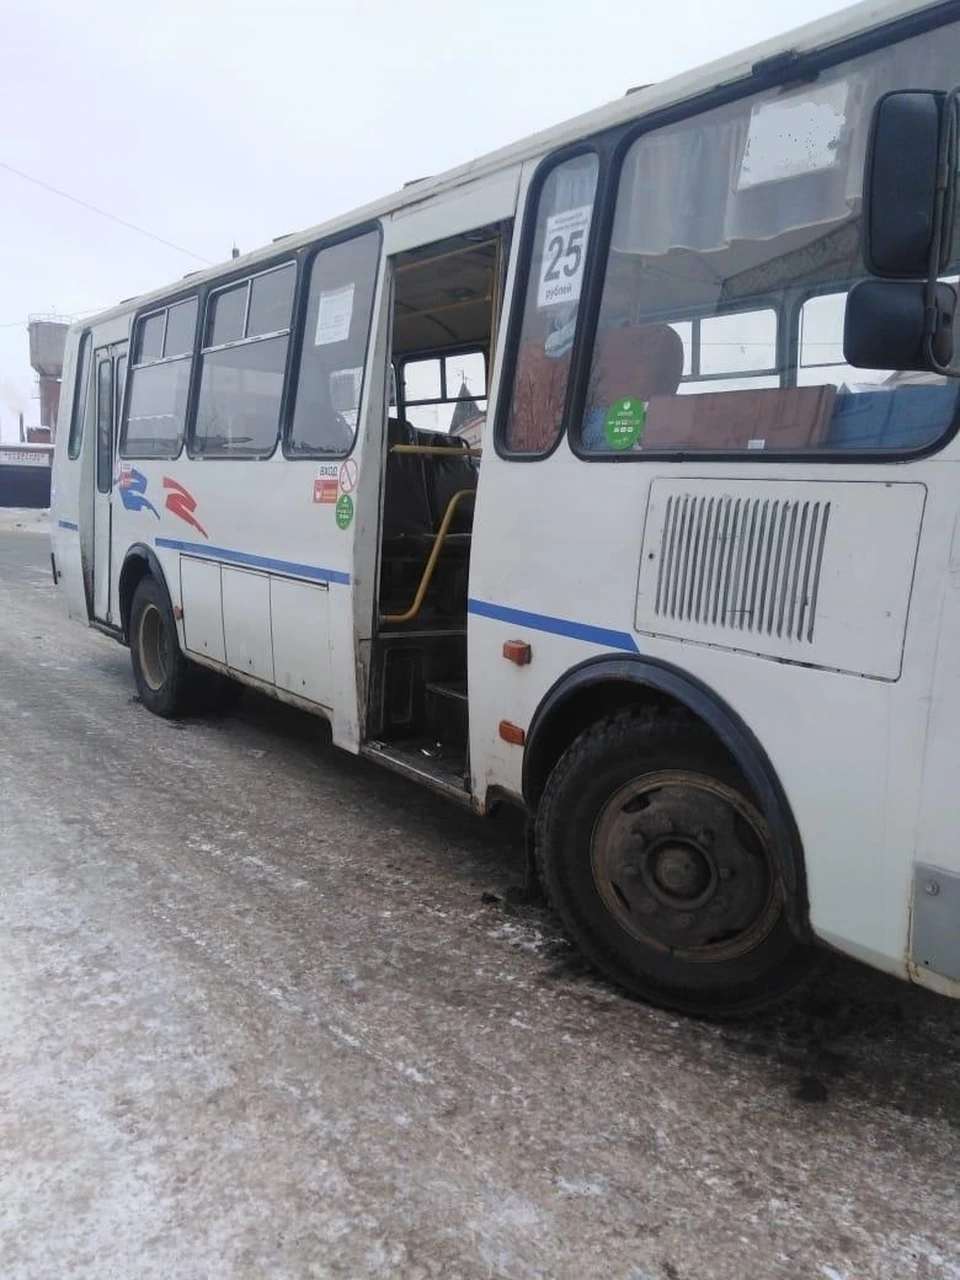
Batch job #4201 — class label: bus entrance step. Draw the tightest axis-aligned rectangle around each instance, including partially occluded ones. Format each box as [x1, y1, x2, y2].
[362, 741, 472, 808]
[424, 681, 467, 703]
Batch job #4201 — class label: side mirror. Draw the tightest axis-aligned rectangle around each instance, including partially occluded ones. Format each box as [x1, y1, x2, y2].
[847, 86, 960, 376]
[845, 279, 957, 371]
[863, 91, 955, 278]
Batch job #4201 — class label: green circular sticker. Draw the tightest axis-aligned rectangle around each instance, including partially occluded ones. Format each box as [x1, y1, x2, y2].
[604, 397, 646, 451]
[335, 493, 354, 530]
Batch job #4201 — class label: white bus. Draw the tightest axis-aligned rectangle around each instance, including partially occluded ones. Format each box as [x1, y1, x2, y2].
[52, 0, 960, 1015]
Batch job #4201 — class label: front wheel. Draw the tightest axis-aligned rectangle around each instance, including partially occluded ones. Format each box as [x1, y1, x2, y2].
[536, 709, 817, 1016]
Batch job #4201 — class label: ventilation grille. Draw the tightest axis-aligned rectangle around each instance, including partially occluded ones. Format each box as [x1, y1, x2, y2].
[653, 494, 831, 643]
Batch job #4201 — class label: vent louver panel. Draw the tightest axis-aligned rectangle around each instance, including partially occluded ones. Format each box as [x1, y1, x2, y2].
[653, 494, 831, 643]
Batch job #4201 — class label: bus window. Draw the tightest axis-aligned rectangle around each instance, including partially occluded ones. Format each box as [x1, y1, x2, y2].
[96, 358, 113, 493]
[288, 229, 380, 457]
[67, 331, 92, 461]
[501, 151, 599, 456]
[121, 300, 198, 459]
[577, 51, 960, 457]
[401, 350, 487, 440]
[193, 263, 295, 457]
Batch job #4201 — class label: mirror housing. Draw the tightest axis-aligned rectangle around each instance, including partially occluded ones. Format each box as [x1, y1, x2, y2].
[844, 279, 957, 372]
[863, 91, 953, 278]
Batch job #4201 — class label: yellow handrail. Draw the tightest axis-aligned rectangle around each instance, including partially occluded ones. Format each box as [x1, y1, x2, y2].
[379, 488, 477, 626]
[390, 444, 482, 458]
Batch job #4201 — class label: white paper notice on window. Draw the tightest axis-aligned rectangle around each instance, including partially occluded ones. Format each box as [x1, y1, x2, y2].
[737, 81, 849, 191]
[315, 284, 355, 346]
[537, 204, 593, 310]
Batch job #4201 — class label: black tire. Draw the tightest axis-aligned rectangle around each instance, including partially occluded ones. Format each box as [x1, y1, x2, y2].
[195, 669, 243, 715]
[129, 576, 198, 718]
[536, 708, 817, 1017]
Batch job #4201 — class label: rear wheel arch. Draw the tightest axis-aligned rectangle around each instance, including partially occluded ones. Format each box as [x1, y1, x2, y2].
[523, 655, 810, 941]
[119, 544, 169, 644]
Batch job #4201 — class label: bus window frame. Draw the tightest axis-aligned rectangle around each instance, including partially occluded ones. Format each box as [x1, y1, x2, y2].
[493, 142, 609, 463]
[281, 221, 383, 462]
[186, 257, 298, 462]
[397, 342, 488, 422]
[119, 297, 200, 462]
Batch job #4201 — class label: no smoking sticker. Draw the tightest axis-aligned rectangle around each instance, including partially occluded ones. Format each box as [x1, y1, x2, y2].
[604, 398, 646, 451]
[338, 459, 358, 493]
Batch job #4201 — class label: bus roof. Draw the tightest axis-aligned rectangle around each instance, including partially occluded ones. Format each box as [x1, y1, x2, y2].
[79, 0, 941, 332]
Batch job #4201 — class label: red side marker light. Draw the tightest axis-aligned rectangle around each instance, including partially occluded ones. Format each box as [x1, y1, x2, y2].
[502, 640, 531, 666]
[499, 720, 526, 746]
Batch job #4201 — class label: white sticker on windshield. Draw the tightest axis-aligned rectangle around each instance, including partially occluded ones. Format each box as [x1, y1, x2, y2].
[315, 284, 355, 346]
[737, 82, 849, 191]
[537, 204, 592, 310]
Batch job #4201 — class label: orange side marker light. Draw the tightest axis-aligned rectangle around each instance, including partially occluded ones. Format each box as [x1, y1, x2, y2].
[499, 720, 526, 746]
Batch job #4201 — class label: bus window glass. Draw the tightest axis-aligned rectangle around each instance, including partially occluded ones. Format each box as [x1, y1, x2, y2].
[124, 360, 192, 458]
[115, 355, 127, 423]
[579, 24, 960, 456]
[194, 263, 296, 457]
[248, 264, 296, 337]
[698, 311, 776, 377]
[502, 152, 599, 455]
[164, 298, 198, 358]
[121, 300, 198, 459]
[136, 313, 164, 363]
[209, 283, 247, 348]
[401, 351, 487, 437]
[67, 332, 92, 460]
[96, 358, 113, 493]
[195, 338, 288, 455]
[288, 229, 380, 456]
[404, 358, 441, 403]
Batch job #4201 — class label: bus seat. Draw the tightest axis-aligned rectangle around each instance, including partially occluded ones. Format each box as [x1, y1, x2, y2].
[825, 384, 960, 450]
[642, 384, 837, 450]
[382, 419, 476, 546]
[382, 417, 434, 542]
[412, 428, 478, 536]
[581, 324, 684, 449]
[592, 323, 685, 403]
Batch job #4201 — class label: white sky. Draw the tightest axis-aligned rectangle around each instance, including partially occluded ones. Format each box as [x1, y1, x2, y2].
[0, 0, 850, 441]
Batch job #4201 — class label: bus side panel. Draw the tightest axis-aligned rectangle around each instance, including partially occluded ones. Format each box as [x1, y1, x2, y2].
[468, 443, 945, 982]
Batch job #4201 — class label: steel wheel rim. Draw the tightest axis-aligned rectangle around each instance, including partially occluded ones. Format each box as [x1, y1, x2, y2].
[590, 770, 781, 963]
[138, 603, 168, 693]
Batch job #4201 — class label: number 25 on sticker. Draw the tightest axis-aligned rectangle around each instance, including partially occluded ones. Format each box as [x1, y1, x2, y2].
[537, 204, 593, 310]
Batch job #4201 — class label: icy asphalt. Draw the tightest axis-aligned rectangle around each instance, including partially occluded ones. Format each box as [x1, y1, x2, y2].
[0, 516, 957, 1280]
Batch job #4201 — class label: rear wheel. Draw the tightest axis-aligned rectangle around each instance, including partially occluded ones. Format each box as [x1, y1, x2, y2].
[130, 576, 196, 718]
[536, 709, 816, 1016]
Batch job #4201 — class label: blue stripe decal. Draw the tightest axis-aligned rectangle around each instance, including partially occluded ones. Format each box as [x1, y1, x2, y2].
[57, 519, 79, 531]
[155, 537, 351, 586]
[468, 598, 639, 653]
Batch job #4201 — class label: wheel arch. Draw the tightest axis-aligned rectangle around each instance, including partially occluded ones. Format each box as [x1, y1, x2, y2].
[523, 655, 811, 940]
[118, 543, 171, 645]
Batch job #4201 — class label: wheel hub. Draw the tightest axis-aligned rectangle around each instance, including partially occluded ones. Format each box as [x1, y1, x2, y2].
[645, 839, 716, 907]
[590, 771, 780, 962]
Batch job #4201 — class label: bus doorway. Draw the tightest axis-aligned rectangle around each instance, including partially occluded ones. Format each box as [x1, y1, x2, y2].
[365, 223, 507, 797]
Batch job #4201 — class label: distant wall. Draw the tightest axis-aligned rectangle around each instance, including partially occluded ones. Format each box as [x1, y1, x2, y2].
[0, 465, 51, 508]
